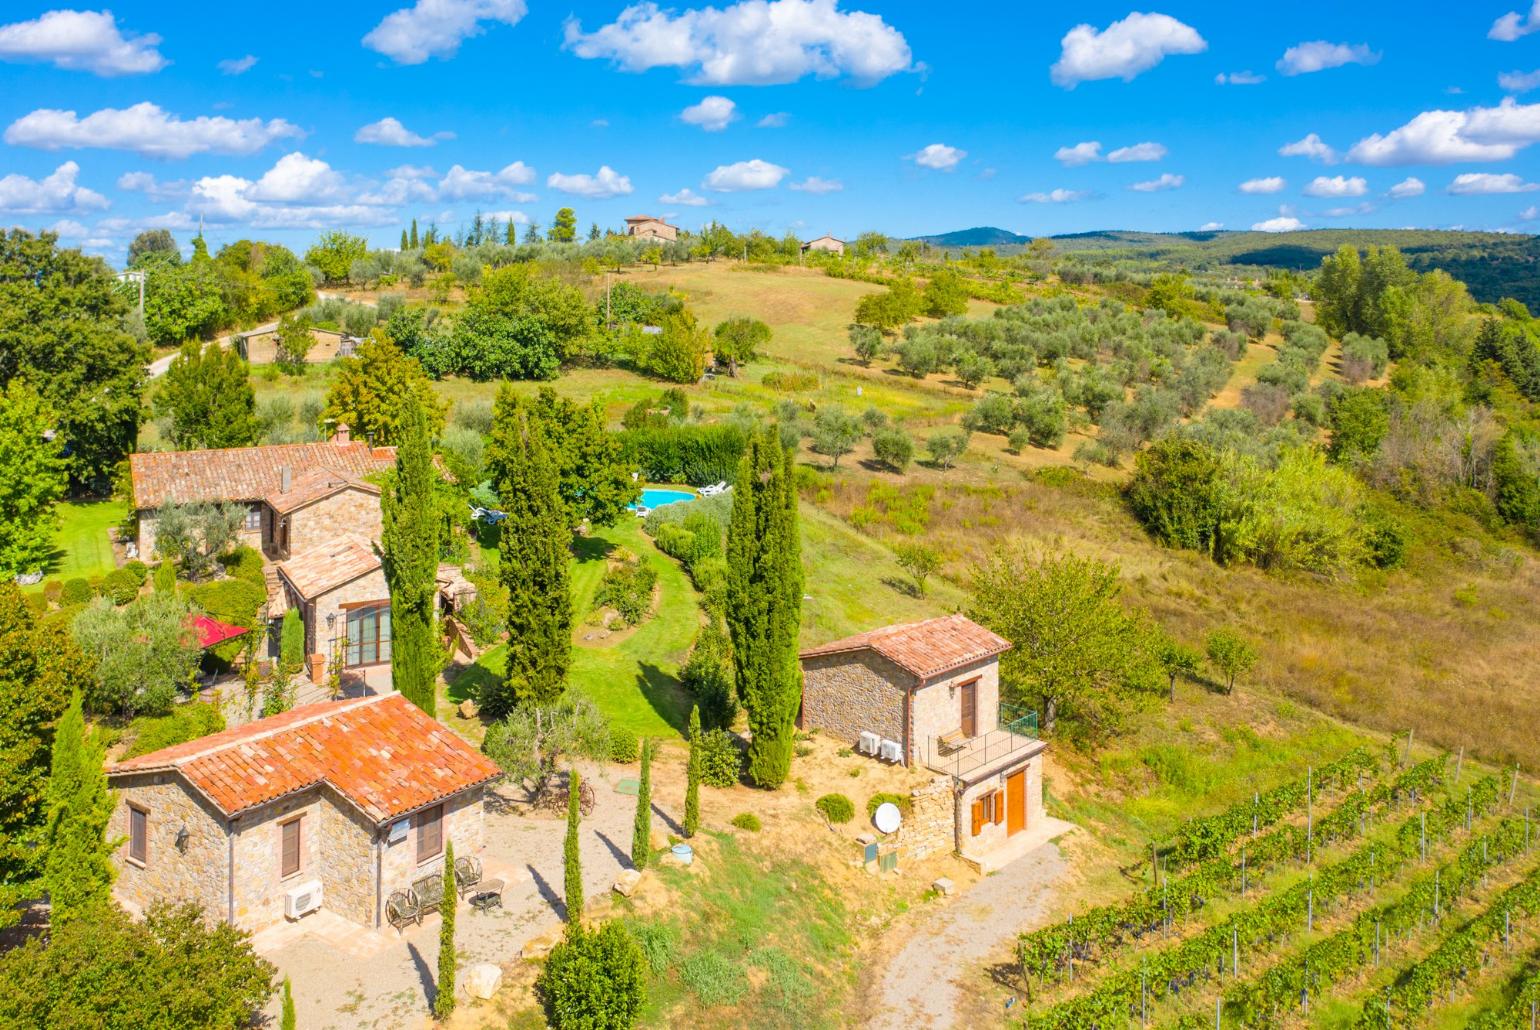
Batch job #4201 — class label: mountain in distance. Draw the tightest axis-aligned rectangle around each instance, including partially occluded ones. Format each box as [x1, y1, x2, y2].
[908, 226, 1033, 247]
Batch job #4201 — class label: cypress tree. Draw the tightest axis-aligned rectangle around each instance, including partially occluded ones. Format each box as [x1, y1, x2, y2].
[683, 706, 701, 838]
[280, 978, 296, 1030]
[43, 691, 115, 926]
[482, 388, 571, 716]
[400, 229, 409, 251]
[434, 840, 457, 1019]
[409, 218, 420, 249]
[631, 739, 652, 870]
[725, 428, 802, 788]
[563, 767, 583, 927]
[382, 393, 441, 715]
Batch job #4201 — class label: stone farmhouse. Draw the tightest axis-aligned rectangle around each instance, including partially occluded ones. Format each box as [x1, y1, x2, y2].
[798, 614, 1046, 869]
[107, 694, 500, 932]
[624, 215, 678, 243]
[802, 234, 846, 255]
[236, 325, 362, 366]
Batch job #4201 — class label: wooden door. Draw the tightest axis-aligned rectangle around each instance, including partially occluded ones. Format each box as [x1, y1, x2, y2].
[960, 680, 977, 737]
[1006, 769, 1026, 836]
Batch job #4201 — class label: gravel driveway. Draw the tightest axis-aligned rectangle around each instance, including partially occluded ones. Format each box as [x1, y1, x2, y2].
[867, 838, 1068, 1030]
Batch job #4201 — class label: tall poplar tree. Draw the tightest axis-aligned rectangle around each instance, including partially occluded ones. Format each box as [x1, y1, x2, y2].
[483, 387, 571, 716]
[409, 219, 420, 249]
[43, 691, 115, 926]
[382, 394, 441, 715]
[563, 767, 583, 927]
[725, 428, 802, 788]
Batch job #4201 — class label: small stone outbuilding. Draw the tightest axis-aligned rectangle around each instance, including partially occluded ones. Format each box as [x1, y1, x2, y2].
[802, 234, 846, 255]
[799, 614, 1046, 868]
[624, 215, 678, 243]
[107, 694, 500, 932]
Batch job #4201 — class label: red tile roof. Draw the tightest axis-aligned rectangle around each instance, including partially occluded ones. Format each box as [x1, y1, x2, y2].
[130, 441, 395, 509]
[799, 614, 1011, 681]
[276, 536, 381, 600]
[109, 694, 501, 823]
[266, 470, 379, 515]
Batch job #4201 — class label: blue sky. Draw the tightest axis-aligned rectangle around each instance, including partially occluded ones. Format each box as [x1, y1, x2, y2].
[4, 1, 1540, 262]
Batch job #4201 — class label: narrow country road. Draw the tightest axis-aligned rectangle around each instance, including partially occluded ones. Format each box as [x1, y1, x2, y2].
[867, 840, 1069, 1029]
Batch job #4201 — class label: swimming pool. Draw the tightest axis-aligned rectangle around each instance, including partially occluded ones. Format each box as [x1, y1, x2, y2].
[630, 488, 695, 511]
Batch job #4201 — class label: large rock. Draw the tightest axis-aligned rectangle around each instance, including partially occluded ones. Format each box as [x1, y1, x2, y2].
[613, 869, 643, 897]
[457, 698, 479, 719]
[463, 962, 503, 1000]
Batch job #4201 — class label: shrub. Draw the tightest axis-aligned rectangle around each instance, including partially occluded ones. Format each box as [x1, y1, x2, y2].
[594, 552, 657, 626]
[100, 568, 141, 605]
[537, 920, 646, 1030]
[609, 727, 640, 763]
[60, 578, 94, 605]
[688, 556, 729, 612]
[619, 424, 747, 487]
[815, 793, 854, 824]
[729, 812, 761, 832]
[761, 370, 819, 392]
[866, 792, 914, 820]
[871, 429, 913, 472]
[42, 579, 63, 604]
[219, 546, 266, 588]
[925, 429, 969, 470]
[123, 560, 149, 585]
[699, 728, 744, 787]
[123, 702, 226, 759]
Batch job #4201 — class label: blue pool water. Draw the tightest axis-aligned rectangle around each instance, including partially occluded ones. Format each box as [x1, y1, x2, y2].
[631, 488, 695, 511]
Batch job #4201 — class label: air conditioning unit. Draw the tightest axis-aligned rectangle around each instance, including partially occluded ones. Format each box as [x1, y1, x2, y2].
[858, 731, 881, 756]
[879, 739, 903, 763]
[284, 880, 323, 919]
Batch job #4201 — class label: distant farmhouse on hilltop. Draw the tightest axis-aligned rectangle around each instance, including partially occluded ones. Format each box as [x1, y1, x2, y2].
[624, 215, 677, 243]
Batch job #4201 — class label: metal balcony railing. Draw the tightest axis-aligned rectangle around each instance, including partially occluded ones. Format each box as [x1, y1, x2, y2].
[925, 702, 1039, 781]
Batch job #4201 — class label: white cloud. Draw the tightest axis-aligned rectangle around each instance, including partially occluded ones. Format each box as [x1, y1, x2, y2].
[1521, 205, 1539, 220]
[680, 95, 737, 131]
[1199, 221, 1224, 230]
[1108, 141, 1166, 163]
[1239, 176, 1286, 194]
[1448, 172, 1540, 194]
[1051, 12, 1206, 88]
[437, 162, 536, 200]
[703, 158, 789, 191]
[1276, 41, 1379, 76]
[1215, 70, 1263, 85]
[1346, 99, 1540, 165]
[219, 54, 258, 75]
[1499, 69, 1540, 92]
[1388, 176, 1425, 198]
[1020, 188, 1091, 203]
[46, 219, 90, 239]
[244, 152, 346, 203]
[355, 117, 453, 147]
[1278, 132, 1337, 163]
[1055, 141, 1102, 166]
[757, 112, 789, 128]
[0, 162, 108, 213]
[910, 142, 965, 170]
[189, 154, 401, 230]
[659, 187, 709, 206]
[564, 0, 913, 86]
[1491, 2, 1540, 41]
[548, 165, 634, 197]
[1131, 172, 1183, 192]
[116, 170, 185, 200]
[789, 175, 842, 193]
[364, 0, 528, 64]
[4, 102, 303, 158]
[0, 9, 165, 76]
[1304, 175, 1368, 198]
[1252, 214, 1306, 232]
[1322, 202, 1374, 218]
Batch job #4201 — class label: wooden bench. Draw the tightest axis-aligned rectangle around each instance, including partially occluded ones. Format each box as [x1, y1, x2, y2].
[936, 729, 968, 756]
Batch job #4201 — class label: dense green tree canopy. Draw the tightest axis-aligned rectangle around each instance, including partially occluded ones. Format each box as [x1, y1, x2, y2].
[527, 387, 640, 527]
[321, 334, 447, 444]
[0, 230, 147, 489]
[381, 394, 442, 714]
[449, 265, 595, 380]
[157, 341, 261, 450]
[304, 231, 368, 284]
[0, 381, 69, 577]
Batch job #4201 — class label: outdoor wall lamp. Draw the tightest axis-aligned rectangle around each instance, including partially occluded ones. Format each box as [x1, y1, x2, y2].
[175, 825, 189, 851]
[326, 612, 336, 628]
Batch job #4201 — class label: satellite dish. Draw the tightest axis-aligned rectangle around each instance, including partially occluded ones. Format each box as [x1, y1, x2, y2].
[873, 802, 902, 835]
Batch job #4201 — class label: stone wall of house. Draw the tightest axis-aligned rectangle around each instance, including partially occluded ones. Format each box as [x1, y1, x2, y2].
[909, 657, 1000, 765]
[315, 797, 378, 927]
[955, 747, 1047, 866]
[799, 652, 911, 755]
[229, 788, 330, 931]
[897, 775, 956, 861]
[137, 508, 263, 559]
[241, 328, 348, 365]
[288, 487, 383, 556]
[311, 567, 390, 677]
[378, 789, 486, 900]
[109, 772, 228, 920]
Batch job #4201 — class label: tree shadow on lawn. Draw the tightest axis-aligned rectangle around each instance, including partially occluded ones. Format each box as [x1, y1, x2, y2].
[527, 863, 566, 920]
[444, 653, 498, 705]
[407, 942, 437, 1010]
[572, 534, 616, 563]
[634, 662, 690, 737]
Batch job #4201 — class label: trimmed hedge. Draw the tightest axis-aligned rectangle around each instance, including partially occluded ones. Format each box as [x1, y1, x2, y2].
[220, 546, 266, 588]
[618, 424, 747, 487]
[123, 702, 226, 759]
[609, 727, 640, 763]
[815, 793, 855, 824]
[100, 568, 141, 605]
[60, 578, 95, 605]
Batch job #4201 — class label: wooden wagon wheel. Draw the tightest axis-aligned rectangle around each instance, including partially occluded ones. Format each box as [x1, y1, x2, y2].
[579, 780, 596, 816]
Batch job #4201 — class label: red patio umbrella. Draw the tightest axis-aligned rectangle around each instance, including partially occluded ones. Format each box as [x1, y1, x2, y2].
[190, 614, 249, 650]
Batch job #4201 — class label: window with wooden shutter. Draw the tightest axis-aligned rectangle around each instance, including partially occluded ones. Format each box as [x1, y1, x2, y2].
[281, 817, 302, 878]
[970, 799, 984, 836]
[992, 790, 1006, 825]
[129, 805, 148, 864]
[417, 803, 444, 863]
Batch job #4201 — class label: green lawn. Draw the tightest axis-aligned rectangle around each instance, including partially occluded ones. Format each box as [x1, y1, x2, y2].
[35, 499, 128, 586]
[454, 518, 699, 740]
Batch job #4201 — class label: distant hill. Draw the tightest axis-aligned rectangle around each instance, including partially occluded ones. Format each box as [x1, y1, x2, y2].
[909, 226, 1032, 247]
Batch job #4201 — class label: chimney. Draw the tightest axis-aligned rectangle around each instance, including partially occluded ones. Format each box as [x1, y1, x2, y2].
[332, 423, 350, 446]
[280, 466, 292, 493]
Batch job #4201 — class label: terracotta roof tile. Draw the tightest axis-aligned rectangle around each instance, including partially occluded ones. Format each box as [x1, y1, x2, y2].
[266, 470, 380, 515]
[130, 441, 395, 509]
[109, 695, 500, 823]
[798, 614, 1011, 681]
[276, 536, 380, 600]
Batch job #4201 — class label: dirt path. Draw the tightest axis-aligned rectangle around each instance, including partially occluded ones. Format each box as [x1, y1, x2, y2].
[866, 840, 1068, 1030]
